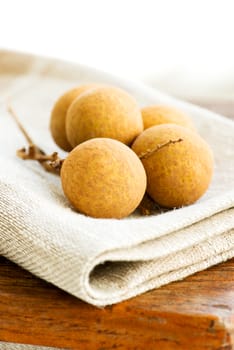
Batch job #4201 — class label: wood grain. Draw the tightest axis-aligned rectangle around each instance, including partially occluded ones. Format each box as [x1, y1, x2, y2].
[0, 256, 233, 349]
[0, 102, 233, 350]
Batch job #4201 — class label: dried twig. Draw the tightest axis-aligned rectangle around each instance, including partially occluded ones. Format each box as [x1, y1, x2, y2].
[8, 105, 34, 145]
[139, 138, 183, 160]
[138, 193, 164, 216]
[7, 105, 64, 174]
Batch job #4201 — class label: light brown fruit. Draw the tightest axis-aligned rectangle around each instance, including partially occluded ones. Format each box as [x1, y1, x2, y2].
[50, 84, 99, 151]
[132, 124, 214, 208]
[142, 105, 195, 130]
[61, 138, 147, 219]
[66, 86, 143, 148]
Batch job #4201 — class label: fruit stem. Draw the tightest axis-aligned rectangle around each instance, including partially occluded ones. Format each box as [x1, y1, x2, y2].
[139, 138, 183, 160]
[7, 104, 64, 174]
[139, 193, 165, 215]
[7, 104, 34, 145]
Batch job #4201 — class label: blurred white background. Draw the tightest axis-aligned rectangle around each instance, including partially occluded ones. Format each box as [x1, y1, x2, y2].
[1, 0, 234, 100]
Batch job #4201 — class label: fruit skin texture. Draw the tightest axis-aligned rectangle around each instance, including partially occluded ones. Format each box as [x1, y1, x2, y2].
[142, 105, 195, 131]
[66, 86, 143, 148]
[50, 84, 99, 151]
[132, 124, 214, 208]
[61, 138, 147, 219]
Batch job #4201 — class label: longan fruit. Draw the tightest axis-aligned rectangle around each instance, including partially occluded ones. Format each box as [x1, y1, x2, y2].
[142, 105, 195, 130]
[66, 86, 143, 147]
[61, 138, 147, 219]
[50, 84, 99, 151]
[132, 124, 213, 208]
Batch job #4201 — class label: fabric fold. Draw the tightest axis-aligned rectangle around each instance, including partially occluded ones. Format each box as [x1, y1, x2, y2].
[0, 50, 233, 306]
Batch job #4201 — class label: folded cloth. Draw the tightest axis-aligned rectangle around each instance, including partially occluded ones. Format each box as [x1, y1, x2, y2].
[0, 50, 234, 307]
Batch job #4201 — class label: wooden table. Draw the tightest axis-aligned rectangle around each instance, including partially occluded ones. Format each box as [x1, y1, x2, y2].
[0, 102, 234, 350]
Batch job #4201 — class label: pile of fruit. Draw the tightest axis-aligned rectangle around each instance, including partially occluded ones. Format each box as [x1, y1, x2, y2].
[50, 84, 214, 219]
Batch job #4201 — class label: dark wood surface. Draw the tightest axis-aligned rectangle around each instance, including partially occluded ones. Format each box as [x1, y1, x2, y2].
[0, 101, 234, 350]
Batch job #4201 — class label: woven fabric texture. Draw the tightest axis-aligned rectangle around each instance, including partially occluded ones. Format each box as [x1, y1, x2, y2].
[0, 50, 233, 306]
[0, 342, 63, 350]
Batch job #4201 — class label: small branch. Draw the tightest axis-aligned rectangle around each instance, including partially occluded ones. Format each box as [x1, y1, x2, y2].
[7, 104, 34, 145]
[7, 105, 64, 174]
[139, 138, 183, 160]
[138, 194, 163, 216]
[17, 147, 64, 173]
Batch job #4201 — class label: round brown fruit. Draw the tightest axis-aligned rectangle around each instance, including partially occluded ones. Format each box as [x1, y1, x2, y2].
[142, 105, 195, 131]
[66, 86, 143, 148]
[61, 138, 147, 219]
[50, 84, 100, 151]
[132, 124, 213, 208]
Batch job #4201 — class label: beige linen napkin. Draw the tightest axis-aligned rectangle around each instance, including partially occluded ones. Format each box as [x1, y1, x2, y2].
[0, 342, 61, 350]
[0, 50, 234, 307]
